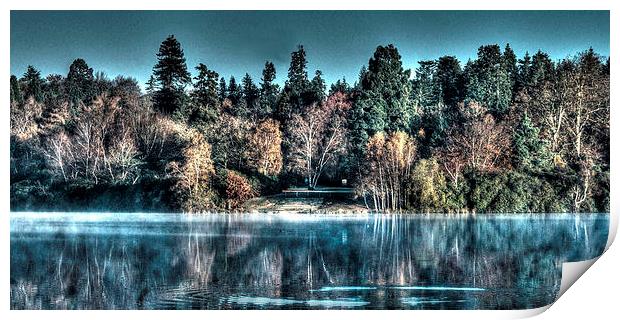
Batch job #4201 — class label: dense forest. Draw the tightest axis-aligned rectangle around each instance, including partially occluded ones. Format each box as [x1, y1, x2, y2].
[10, 35, 610, 213]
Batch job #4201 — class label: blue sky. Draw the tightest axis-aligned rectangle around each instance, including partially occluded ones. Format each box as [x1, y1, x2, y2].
[11, 11, 610, 90]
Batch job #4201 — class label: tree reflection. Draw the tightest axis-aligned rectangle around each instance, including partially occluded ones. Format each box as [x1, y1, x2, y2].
[10, 213, 608, 309]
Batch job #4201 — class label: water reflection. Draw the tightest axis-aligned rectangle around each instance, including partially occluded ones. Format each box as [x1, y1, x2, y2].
[10, 213, 608, 310]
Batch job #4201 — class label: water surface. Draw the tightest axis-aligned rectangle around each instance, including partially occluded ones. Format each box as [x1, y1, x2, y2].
[10, 212, 608, 310]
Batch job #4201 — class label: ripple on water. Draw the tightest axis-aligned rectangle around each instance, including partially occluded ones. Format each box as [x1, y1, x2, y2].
[223, 295, 369, 308]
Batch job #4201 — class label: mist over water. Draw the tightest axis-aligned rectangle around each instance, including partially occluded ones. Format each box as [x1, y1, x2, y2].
[10, 213, 608, 310]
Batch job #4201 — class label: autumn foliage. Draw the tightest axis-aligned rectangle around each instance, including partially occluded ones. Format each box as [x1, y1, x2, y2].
[246, 119, 283, 176]
[225, 170, 257, 209]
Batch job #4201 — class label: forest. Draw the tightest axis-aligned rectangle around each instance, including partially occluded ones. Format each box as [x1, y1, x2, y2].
[9, 35, 610, 213]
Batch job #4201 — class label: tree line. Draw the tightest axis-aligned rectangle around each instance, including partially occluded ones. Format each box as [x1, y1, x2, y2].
[10, 35, 610, 213]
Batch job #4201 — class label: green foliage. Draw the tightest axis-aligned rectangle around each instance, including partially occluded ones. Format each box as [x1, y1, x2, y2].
[22, 66, 45, 103]
[241, 73, 260, 120]
[465, 45, 512, 117]
[188, 63, 220, 125]
[411, 60, 438, 108]
[435, 56, 464, 108]
[287, 45, 310, 98]
[529, 50, 555, 86]
[348, 90, 386, 159]
[8, 42, 609, 214]
[226, 76, 243, 111]
[407, 158, 447, 211]
[10, 75, 23, 104]
[152, 35, 191, 114]
[502, 43, 518, 93]
[44, 74, 66, 105]
[329, 77, 351, 96]
[259, 61, 279, 119]
[66, 58, 94, 106]
[218, 77, 227, 101]
[360, 44, 413, 132]
[309, 70, 326, 103]
[145, 75, 157, 94]
[512, 114, 551, 171]
[468, 171, 569, 213]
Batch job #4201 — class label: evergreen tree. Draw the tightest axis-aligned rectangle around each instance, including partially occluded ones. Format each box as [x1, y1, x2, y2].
[227, 76, 242, 105]
[329, 77, 351, 96]
[66, 58, 94, 105]
[278, 45, 311, 121]
[151, 35, 191, 114]
[241, 73, 260, 119]
[411, 60, 437, 108]
[309, 70, 326, 103]
[435, 56, 464, 108]
[412, 60, 446, 156]
[189, 63, 220, 124]
[259, 61, 279, 119]
[529, 50, 555, 86]
[513, 114, 550, 171]
[348, 89, 387, 162]
[44, 74, 65, 105]
[287, 45, 310, 96]
[145, 75, 157, 94]
[515, 52, 532, 93]
[360, 44, 413, 132]
[21, 65, 45, 102]
[502, 43, 518, 95]
[604, 57, 610, 75]
[219, 77, 227, 102]
[10, 75, 22, 104]
[465, 44, 512, 117]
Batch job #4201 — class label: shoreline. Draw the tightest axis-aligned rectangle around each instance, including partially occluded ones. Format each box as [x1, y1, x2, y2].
[10, 188, 609, 216]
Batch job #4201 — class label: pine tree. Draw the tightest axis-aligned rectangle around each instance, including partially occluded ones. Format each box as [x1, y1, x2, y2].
[513, 114, 550, 171]
[145, 75, 157, 94]
[329, 77, 351, 95]
[287, 45, 309, 95]
[44, 74, 65, 105]
[360, 44, 413, 132]
[465, 44, 512, 117]
[259, 61, 279, 119]
[278, 45, 311, 120]
[227, 76, 242, 105]
[22, 65, 45, 103]
[411, 60, 437, 109]
[308, 70, 326, 104]
[189, 63, 220, 124]
[219, 77, 227, 102]
[10, 75, 23, 104]
[515, 52, 532, 93]
[435, 56, 463, 108]
[502, 43, 518, 95]
[151, 35, 191, 114]
[241, 73, 260, 120]
[66, 58, 94, 105]
[530, 50, 555, 86]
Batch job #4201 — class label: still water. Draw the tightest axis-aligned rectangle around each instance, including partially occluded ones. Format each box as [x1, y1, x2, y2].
[10, 212, 608, 310]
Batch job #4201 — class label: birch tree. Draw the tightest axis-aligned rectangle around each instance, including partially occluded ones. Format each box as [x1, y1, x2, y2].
[287, 92, 350, 188]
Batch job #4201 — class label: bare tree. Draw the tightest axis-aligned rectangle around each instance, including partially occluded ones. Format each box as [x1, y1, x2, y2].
[439, 102, 510, 177]
[287, 93, 350, 188]
[357, 131, 416, 212]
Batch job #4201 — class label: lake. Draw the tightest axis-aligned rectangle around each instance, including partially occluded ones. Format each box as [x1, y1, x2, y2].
[10, 212, 609, 310]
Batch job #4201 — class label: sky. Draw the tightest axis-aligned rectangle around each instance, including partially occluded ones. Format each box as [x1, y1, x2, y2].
[10, 11, 610, 91]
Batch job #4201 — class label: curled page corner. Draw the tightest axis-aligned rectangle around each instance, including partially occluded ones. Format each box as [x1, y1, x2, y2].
[550, 211, 616, 307]
[557, 257, 599, 300]
[605, 210, 618, 251]
[505, 305, 552, 319]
